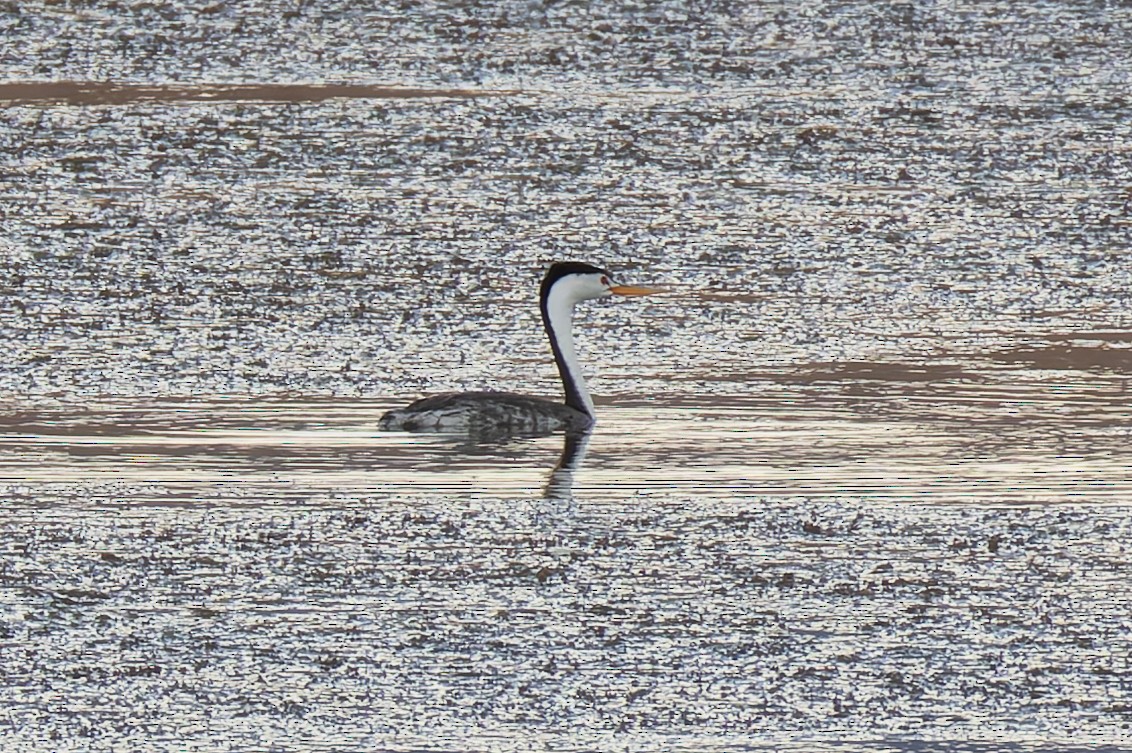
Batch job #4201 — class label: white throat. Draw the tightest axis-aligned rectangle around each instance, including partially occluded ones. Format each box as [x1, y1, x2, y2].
[544, 282, 595, 416]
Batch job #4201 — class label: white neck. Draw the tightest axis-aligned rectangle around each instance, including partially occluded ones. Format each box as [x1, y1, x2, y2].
[544, 283, 594, 416]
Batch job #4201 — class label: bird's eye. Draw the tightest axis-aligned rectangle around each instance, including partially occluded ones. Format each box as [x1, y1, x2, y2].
[600, 276, 610, 286]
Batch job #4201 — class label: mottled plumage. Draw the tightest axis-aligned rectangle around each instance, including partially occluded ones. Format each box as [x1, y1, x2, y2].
[377, 391, 592, 436]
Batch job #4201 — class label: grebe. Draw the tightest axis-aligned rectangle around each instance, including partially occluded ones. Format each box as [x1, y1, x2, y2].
[378, 262, 662, 435]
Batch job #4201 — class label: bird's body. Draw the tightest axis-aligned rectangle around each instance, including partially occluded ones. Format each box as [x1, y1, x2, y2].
[378, 391, 591, 435]
[378, 262, 661, 436]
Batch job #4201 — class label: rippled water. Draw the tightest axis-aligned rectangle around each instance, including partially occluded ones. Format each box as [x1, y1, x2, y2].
[3, 393, 1131, 750]
[2, 1, 1132, 750]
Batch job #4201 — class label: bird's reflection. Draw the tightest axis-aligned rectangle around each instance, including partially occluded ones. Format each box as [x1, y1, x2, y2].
[542, 430, 591, 502]
[421, 427, 592, 503]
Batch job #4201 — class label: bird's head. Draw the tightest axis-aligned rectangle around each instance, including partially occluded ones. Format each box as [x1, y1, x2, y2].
[541, 261, 665, 304]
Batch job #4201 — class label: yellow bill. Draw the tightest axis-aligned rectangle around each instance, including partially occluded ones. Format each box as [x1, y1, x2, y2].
[609, 285, 666, 296]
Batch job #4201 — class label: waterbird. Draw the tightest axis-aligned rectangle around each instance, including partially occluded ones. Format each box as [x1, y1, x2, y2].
[378, 261, 663, 436]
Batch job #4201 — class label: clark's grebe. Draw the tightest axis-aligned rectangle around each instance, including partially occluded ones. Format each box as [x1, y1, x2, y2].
[378, 262, 662, 435]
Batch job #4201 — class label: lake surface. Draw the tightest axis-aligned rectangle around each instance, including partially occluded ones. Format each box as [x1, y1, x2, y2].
[1, 1, 1131, 750]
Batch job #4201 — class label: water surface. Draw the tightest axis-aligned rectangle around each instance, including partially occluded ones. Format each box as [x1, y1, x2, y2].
[2, 0, 1131, 750]
[2, 389, 1130, 749]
